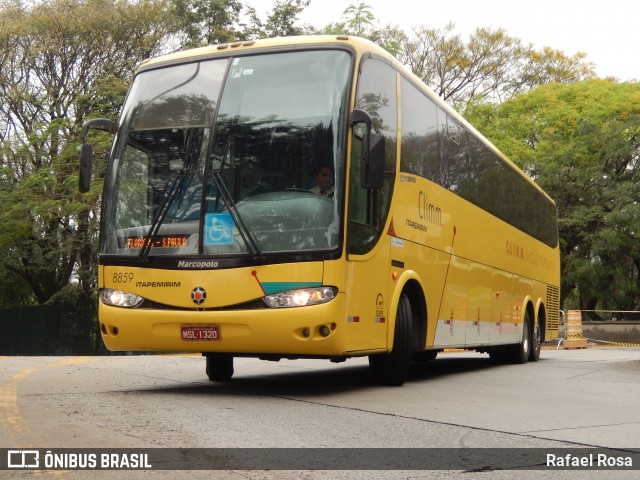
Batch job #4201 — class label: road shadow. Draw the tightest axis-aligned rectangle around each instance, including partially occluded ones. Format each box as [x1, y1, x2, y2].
[131, 352, 511, 398]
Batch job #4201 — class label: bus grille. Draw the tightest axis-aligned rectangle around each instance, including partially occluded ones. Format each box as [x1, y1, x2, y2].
[546, 285, 560, 331]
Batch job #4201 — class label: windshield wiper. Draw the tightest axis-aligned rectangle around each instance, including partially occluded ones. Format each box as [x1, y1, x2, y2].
[138, 169, 188, 262]
[208, 140, 262, 260]
[139, 128, 204, 262]
[210, 176, 263, 260]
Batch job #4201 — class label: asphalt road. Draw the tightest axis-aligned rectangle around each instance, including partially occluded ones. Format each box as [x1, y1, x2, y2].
[1, 347, 639, 479]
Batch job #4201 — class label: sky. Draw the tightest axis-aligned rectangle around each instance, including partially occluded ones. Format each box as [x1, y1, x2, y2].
[246, 0, 639, 81]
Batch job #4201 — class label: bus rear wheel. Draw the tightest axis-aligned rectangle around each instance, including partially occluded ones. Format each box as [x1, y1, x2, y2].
[205, 353, 234, 382]
[506, 311, 532, 364]
[368, 293, 413, 386]
[529, 319, 542, 362]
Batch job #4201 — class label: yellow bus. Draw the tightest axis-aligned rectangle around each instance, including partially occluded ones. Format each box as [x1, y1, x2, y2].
[79, 35, 560, 386]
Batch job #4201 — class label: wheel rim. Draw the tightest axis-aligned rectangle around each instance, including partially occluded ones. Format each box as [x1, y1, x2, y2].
[533, 323, 541, 350]
[523, 319, 530, 356]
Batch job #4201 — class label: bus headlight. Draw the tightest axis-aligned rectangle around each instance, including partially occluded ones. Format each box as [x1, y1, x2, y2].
[100, 288, 144, 308]
[263, 287, 337, 308]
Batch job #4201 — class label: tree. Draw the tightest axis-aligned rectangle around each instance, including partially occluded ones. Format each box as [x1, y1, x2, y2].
[263, 0, 311, 37]
[320, 5, 594, 108]
[342, 1, 374, 36]
[396, 24, 596, 108]
[0, 0, 174, 304]
[0, 270, 34, 308]
[466, 80, 640, 312]
[240, 0, 314, 40]
[173, 0, 313, 45]
[239, 5, 264, 40]
[321, 2, 401, 56]
[0, 0, 317, 308]
[173, 0, 243, 47]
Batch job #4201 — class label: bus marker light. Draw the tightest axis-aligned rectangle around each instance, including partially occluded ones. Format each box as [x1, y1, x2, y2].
[319, 325, 331, 337]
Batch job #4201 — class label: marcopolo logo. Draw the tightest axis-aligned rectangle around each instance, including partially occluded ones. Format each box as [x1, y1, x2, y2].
[177, 260, 220, 269]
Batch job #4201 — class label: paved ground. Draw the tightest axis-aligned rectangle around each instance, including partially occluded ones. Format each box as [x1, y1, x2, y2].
[1, 347, 639, 479]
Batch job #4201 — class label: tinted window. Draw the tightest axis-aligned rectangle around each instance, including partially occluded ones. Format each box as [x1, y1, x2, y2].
[399, 76, 558, 248]
[400, 77, 439, 181]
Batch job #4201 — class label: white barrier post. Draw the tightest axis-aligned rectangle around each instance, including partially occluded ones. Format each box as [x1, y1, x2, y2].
[563, 310, 588, 349]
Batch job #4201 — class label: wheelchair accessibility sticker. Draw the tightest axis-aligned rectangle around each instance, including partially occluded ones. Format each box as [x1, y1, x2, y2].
[205, 213, 235, 245]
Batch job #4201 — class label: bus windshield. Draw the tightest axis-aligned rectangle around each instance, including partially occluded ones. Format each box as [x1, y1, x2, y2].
[101, 49, 351, 258]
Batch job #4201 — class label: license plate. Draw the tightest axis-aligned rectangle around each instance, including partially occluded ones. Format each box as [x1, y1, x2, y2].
[181, 325, 220, 341]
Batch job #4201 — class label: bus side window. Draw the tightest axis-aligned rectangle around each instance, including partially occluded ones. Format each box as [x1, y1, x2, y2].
[400, 77, 439, 181]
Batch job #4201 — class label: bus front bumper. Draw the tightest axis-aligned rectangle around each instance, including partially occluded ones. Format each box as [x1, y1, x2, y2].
[97, 294, 370, 357]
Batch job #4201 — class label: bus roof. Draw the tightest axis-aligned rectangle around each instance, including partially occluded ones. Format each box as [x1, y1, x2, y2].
[138, 35, 381, 70]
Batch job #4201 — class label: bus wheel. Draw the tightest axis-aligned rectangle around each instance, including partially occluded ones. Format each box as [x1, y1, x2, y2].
[507, 311, 531, 364]
[368, 293, 413, 386]
[205, 353, 234, 382]
[529, 319, 542, 362]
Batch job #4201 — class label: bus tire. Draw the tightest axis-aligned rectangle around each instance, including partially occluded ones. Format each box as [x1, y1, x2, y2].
[507, 311, 531, 364]
[529, 318, 542, 362]
[368, 293, 413, 386]
[205, 353, 234, 382]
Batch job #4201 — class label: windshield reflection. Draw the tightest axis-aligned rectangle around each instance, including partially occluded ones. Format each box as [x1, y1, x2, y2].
[102, 49, 351, 258]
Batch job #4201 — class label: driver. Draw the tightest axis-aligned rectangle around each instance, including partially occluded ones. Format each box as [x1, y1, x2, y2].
[308, 165, 334, 198]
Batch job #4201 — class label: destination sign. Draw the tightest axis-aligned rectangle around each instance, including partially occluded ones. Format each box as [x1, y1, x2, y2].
[126, 235, 189, 249]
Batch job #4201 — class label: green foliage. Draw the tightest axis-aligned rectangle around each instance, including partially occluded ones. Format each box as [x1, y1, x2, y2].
[0, 269, 36, 307]
[466, 80, 640, 310]
[263, 0, 312, 37]
[173, 0, 243, 47]
[240, 0, 315, 40]
[320, 2, 402, 56]
[341, 1, 375, 36]
[395, 24, 595, 108]
[320, 4, 594, 107]
[0, 0, 174, 304]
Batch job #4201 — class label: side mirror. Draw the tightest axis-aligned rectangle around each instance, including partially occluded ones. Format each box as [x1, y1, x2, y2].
[78, 118, 117, 193]
[350, 109, 385, 190]
[365, 133, 385, 189]
[79, 143, 93, 193]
